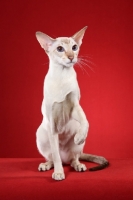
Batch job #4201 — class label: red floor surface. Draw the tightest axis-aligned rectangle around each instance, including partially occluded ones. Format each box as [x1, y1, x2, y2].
[0, 158, 133, 200]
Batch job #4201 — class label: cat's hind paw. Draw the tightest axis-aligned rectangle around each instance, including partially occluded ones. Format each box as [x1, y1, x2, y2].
[52, 172, 65, 181]
[71, 162, 87, 172]
[38, 161, 54, 171]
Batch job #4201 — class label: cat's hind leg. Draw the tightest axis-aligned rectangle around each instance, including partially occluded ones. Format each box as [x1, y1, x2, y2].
[36, 123, 54, 171]
[65, 119, 87, 172]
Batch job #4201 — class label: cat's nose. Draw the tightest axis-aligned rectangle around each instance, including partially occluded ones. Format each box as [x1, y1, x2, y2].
[68, 56, 74, 62]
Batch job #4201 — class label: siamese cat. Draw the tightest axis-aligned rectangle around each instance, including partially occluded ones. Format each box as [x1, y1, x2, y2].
[35, 26, 109, 181]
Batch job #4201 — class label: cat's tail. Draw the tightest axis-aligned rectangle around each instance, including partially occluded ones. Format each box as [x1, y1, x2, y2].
[79, 153, 109, 171]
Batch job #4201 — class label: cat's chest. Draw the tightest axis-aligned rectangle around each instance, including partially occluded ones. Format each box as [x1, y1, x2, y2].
[44, 73, 79, 103]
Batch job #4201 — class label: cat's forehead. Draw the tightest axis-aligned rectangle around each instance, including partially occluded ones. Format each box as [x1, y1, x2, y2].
[56, 37, 75, 45]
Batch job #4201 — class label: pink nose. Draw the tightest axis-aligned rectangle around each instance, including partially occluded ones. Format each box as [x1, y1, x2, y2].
[68, 56, 74, 61]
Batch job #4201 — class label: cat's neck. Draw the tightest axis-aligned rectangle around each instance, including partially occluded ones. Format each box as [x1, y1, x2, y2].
[47, 59, 76, 79]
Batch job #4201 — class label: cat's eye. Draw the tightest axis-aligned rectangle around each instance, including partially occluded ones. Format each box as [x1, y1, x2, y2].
[72, 45, 78, 51]
[57, 46, 65, 52]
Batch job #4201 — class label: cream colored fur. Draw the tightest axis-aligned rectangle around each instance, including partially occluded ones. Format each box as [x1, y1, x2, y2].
[35, 26, 108, 181]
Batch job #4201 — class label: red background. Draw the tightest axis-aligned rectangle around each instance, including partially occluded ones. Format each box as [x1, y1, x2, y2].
[1, 0, 133, 159]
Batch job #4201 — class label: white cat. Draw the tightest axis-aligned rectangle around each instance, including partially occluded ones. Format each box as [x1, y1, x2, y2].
[35, 26, 109, 181]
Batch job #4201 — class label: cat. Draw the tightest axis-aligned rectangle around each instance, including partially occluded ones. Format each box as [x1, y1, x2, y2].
[35, 26, 109, 181]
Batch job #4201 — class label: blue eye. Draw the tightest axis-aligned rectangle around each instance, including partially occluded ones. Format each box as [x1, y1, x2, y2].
[72, 45, 78, 51]
[57, 46, 65, 52]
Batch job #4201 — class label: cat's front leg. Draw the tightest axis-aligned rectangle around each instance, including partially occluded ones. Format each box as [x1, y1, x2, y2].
[72, 104, 89, 145]
[49, 134, 65, 180]
[48, 120, 65, 181]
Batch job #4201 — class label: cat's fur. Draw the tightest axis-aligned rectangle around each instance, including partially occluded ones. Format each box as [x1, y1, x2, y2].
[35, 26, 109, 181]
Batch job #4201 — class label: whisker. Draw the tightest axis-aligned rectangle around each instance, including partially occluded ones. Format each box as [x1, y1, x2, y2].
[42, 62, 49, 66]
[76, 61, 90, 76]
[79, 55, 93, 59]
[76, 53, 97, 76]
[76, 62, 85, 75]
[79, 57, 96, 67]
[81, 65, 90, 76]
[79, 59, 95, 73]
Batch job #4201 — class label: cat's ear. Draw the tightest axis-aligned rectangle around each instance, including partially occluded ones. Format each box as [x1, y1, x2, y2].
[36, 32, 55, 51]
[72, 26, 88, 46]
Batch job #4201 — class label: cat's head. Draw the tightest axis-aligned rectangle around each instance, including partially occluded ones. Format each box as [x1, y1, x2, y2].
[36, 26, 87, 68]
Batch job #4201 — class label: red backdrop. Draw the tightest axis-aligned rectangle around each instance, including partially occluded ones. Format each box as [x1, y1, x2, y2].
[1, 0, 133, 159]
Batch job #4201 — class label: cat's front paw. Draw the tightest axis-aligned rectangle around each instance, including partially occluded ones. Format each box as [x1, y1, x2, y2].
[74, 133, 86, 145]
[38, 161, 54, 171]
[52, 172, 65, 181]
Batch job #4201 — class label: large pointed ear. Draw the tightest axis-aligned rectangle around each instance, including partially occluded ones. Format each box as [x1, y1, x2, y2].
[72, 26, 88, 46]
[35, 31, 55, 51]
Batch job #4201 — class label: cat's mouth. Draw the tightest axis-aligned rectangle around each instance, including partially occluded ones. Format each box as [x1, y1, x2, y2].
[65, 61, 76, 68]
[69, 61, 76, 64]
[67, 59, 77, 65]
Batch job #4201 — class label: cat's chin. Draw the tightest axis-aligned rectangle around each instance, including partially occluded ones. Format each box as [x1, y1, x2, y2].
[64, 62, 76, 68]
